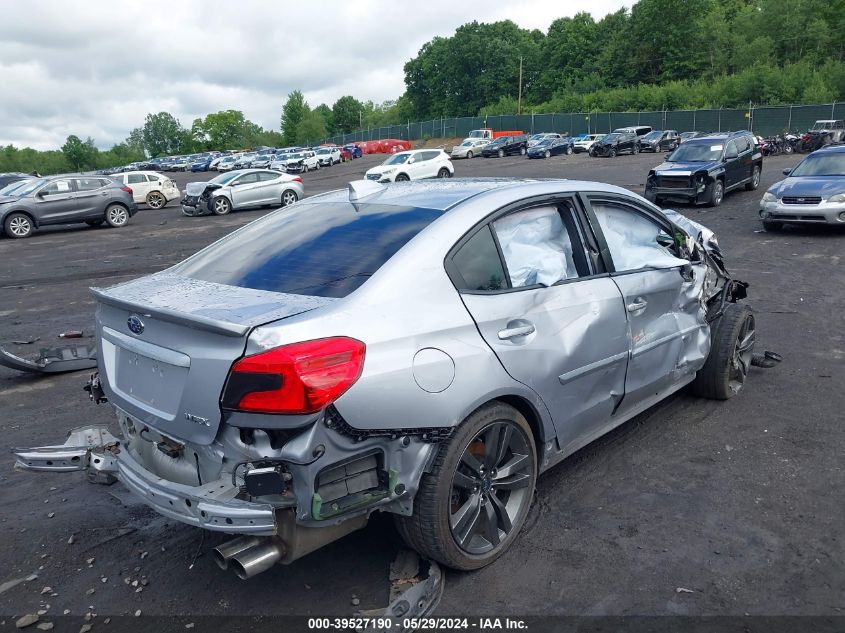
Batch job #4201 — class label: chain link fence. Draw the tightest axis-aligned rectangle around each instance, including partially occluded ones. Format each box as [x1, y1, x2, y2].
[323, 103, 845, 145]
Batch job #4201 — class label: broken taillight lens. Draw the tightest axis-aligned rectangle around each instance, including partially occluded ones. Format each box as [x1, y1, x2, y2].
[292, 177, 303, 183]
[221, 337, 365, 414]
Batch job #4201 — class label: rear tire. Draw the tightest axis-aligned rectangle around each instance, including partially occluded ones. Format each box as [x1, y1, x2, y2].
[395, 402, 537, 571]
[632, 144, 639, 155]
[146, 191, 166, 209]
[544, 150, 551, 159]
[745, 165, 761, 191]
[497, 149, 504, 158]
[519, 147, 526, 155]
[281, 190, 298, 207]
[437, 167, 451, 178]
[105, 204, 130, 228]
[565, 145, 573, 155]
[4, 212, 33, 238]
[609, 148, 617, 158]
[691, 303, 756, 400]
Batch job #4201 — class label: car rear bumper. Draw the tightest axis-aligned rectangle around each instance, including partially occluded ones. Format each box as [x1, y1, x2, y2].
[760, 200, 845, 224]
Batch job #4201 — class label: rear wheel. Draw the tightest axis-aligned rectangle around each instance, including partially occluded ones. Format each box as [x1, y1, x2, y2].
[4, 212, 33, 238]
[281, 190, 298, 207]
[497, 149, 504, 158]
[212, 196, 232, 215]
[609, 148, 617, 158]
[146, 191, 166, 209]
[691, 303, 755, 400]
[632, 144, 639, 155]
[437, 167, 451, 178]
[762, 219, 783, 231]
[745, 165, 761, 191]
[565, 145, 573, 155]
[395, 402, 537, 570]
[105, 204, 130, 227]
[519, 147, 526, 155]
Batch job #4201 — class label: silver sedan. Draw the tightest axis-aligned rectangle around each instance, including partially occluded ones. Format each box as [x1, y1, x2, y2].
[16, 179, 767, 578]
[180, 169, 303, 216]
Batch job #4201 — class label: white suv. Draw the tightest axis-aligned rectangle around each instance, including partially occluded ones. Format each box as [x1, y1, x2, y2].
[364, 149, 454, 182]
[315, 147, 341, 166]
[117, 171, 180, 209]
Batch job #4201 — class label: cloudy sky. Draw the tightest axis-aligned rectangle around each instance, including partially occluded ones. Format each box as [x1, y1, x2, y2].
[0, 0, 628, 150]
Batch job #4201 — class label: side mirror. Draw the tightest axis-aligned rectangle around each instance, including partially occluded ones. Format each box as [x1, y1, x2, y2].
[782, 168, 792, 176]
[36, 190, 48, 198]
[656, 233, 675, 248]
[408, 157, 415, 164]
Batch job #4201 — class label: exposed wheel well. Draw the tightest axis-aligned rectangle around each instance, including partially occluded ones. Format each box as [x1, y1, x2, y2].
[492, 395, 545, 447]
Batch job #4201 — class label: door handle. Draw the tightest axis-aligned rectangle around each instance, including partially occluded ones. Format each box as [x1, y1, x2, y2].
[627, 300, 647, 312]
[497, 323, 535, 340]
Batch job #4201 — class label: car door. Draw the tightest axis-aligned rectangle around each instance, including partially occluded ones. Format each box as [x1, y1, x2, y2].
[449, 198, 630, 453]
[32, 178, 77, 225]
[228, 172, 262, 207]
[253, 172, 279, 205]
[734, 135, 754, 184]
[408, 152, 428, 179]
[72, 178, 109, 217]
[723, 140, 742, 188]
[126, 173, 148, 203]
[585, 195, 708, 415]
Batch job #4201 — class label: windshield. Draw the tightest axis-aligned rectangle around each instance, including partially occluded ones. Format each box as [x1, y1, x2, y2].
[459, 141, 474, 147]
[9, 178, 48, 196]
[173, 202, 443, 298]
[789, 153, 845, 177]
[0, 179, 33, 195]
[317, 149, 330, 154]
[383, 153, 410, 165]
[602, 134, 620, 142]
[288, 153, 302, 160]
[811, 121, 840, 131]
[530, 134, 545, 141]
[468, 131, 487, 138]
[643, 131, 663, 141]
[667, 142, 723, 162]
[210, 172, 240, 185]
[256, 155, 270, 160]
[536, 139, 553, 147]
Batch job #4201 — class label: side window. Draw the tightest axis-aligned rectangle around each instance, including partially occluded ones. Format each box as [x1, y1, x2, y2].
[737, 136, 750, 153]
[146, 174, 160, 182]
[40, 179, 73, 195]
[232, 173, 259, 186]
[75, 178, 104, 191]
[257, 172, 277, 181]
[451, 226, 507, 291]
[725, 140, 738, 157]
[127, 174, 146, 184]
[492, 205, 584, 288]
[591, 201, 687, 272]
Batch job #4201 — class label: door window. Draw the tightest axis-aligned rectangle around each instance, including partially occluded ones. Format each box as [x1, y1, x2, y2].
[591, 201, 687, 272]
[492, 205, 583, 287]
[256, 172, 278, 181]
[145, 174, 161, 182]
[232, 173, 259, 186]
[725, 140, 738, 158]
[75, 178, 104, 191]
[451, 226, 507, 291]
[127, 174, 146, 184]
[40, 179, 73, 195]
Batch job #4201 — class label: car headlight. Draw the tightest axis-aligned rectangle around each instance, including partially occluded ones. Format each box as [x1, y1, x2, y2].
[827, 193, 845, 203]
[382, 168, 397, 174]
[762, 192, 777, 202]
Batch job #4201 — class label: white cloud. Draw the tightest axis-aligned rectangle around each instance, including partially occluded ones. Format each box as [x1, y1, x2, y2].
[0, 0, 628, 149]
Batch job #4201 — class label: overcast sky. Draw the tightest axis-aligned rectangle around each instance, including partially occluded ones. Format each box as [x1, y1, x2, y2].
[0, 0, 629, 150]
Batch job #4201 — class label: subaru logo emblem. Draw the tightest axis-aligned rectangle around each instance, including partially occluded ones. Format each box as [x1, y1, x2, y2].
[127, 315, 145, 335]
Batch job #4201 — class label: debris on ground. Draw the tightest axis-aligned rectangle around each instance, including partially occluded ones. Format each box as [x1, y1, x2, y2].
[58, 330, 83, 338]
[676, 587, 695, 593]
[79, 624, 92, 633]
[40, 587, 51, 595]
[134, 610, 142, 617]
[0, 343, 96, 374]
[15, 614, 39, 629]
[12, 338, 39, 345]
[351, 596, 360, 606]
[36, 623, 53, 631]
[67, 535, 75, 545]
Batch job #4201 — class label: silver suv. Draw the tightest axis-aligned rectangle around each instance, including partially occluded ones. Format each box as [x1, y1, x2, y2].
[0, 175, 137, 239]
[16, 179, 763, 578]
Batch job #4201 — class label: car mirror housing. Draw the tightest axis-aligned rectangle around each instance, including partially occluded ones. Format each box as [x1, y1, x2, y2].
[782, 168, 792, 176]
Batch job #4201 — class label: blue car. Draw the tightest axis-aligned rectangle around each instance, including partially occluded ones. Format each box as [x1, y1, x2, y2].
[344, 144, 363, 159]
[759, 144, 845, 230]
[191, 157, 213, 172]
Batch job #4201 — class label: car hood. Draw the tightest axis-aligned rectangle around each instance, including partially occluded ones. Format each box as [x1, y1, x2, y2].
[185, 181, 224, 196]
[0, 195, 21, 205]
[770, 177, 845, 198]
[653, 160, 718, 175]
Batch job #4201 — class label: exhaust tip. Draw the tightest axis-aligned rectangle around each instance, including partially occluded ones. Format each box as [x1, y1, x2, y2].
[231, 558, 250, 581]
[211, 547, 229, 570]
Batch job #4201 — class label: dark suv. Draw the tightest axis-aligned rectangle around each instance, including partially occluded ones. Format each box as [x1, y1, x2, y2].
[645, 131, 762, 207]
[590, 131, 639, 157]
[481, 135, 528, 158]
[640, 130, 680, 152]
[0, 175, 137, 239]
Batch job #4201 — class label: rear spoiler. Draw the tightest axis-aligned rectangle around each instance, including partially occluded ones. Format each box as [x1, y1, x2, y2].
[90, 287, 249, 337]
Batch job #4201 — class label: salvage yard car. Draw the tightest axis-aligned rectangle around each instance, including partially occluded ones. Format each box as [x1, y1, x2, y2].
[15, 178, 766, 578]
[180, 169, 303, 216]
[759, 144, 845, 230]
[645, 131, 762, 207]
[365, 149, 453, 182]
[573, 133, 605, 153]
[451, 138, 489, 159]
[481, 135, 529, 158]
[590, 131, 640, 157]
[639, 130, 680, 152]
[1, 175, 137, 238]
[527, 136, 574, 158]
[114, 171, 181, 209]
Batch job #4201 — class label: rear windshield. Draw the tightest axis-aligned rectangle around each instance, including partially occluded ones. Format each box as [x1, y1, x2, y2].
[172, 202, 443, 298]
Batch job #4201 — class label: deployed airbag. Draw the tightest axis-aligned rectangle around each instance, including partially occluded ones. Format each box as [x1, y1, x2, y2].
[592, 204, 687, 271]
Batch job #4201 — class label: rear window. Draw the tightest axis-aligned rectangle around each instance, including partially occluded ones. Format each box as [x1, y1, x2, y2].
[173, 202, 442, 298]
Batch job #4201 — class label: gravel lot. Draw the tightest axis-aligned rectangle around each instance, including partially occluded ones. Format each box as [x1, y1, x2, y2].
[1, 151, 843, 621]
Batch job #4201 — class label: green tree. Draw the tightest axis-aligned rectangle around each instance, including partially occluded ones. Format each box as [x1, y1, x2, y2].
[142, 112, 185, 157]
[332, 96, 364, 133]
[313, 104, 334, 135]
[295, 110, 327, 145]
[281, 90, 308, 145]
[61, 135, 98, 171]
[191, 110, 258, 150]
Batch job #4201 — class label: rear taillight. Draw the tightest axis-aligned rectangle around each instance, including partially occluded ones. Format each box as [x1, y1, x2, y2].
[221, 337, 365, 414]
[121, 186, 133, 194]
[292, 177, 303, 183]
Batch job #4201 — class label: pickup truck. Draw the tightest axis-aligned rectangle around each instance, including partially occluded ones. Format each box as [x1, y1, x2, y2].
[462, 128, 524, 144]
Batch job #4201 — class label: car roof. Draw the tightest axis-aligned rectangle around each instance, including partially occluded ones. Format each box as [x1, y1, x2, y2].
[302, 178, 634, 212]
[813, 144, 845, 154]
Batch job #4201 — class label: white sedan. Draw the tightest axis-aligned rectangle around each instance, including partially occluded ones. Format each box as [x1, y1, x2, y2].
[365, 149, 454, 182]
[450, 139, 490, 159]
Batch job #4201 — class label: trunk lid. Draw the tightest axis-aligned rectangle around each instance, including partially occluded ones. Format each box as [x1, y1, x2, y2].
[93, 272, 335, 445]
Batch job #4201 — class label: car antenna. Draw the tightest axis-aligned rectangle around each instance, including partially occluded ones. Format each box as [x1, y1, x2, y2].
[348, 179, 386, 203]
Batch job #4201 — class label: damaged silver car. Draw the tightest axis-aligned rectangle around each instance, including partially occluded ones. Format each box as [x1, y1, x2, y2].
[15, 178, 772, 578]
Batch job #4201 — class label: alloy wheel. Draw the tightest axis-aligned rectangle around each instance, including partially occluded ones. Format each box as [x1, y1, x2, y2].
[147, 192, 165, 209]
[449, 421, 534, 555]
[282, 190, 298, 206]
[729, 313, 756, 394]
[8, 215, 32, 237]
[107, 206, 128, 226]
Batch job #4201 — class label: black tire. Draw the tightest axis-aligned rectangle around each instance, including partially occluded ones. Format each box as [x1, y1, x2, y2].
[437, 167, 451, 178]
[544, 150, 551, 159]
[3, 212, 34, 238]
[609, 148, 617, 158]
[466, 151, 473, 159]
[497, 149, 504, 158]
[146, 191, 166, 209]
[395, 402, 537, 571]
[519, 147, 526, 155]
[762, 219, 783, 231]
[565, 145, 573, 155]
[632, 144, 639, 155]
[691, 303, 756, 400]
[105, 204, 130, 228]
[211, 196, 232, 215]
[706, 179, 724, 207]
[85, 219, 104, 227]
[395, 173, 410, 182]
[644, 189, 658, 203]
[745, 165, 761, 191]
[281, 189, 298, 207]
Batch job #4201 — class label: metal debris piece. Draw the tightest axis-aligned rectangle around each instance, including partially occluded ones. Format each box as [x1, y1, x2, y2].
[12, 338, 39, 345]
[0, 344, 96, 374]
[59, 331, 83, 338]
[15, 614, 39, 629]
[36, 623, 54, 631]
[676, 587, 695, 593]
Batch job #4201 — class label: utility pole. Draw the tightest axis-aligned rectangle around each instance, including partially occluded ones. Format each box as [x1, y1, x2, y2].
[517, 55, 524, 115]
